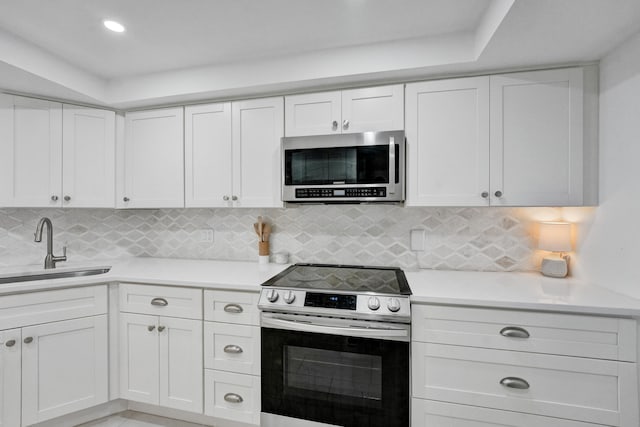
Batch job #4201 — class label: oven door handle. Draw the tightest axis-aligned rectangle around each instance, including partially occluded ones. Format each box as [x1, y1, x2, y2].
[261, 316, 409, 340]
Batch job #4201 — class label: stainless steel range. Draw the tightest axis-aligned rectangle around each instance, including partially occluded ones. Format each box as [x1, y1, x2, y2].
[259, 263, 411, 427]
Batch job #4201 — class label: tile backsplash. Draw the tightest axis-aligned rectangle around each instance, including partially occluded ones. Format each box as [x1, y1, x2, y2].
[0, 206, 554, 271]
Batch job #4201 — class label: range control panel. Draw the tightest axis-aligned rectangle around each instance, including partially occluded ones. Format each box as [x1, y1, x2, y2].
[258, 288, 411, 322]
[295, 187, 386, 198]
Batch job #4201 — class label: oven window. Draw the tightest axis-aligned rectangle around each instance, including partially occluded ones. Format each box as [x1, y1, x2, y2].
[284, 346, 382, 401]
[285, 145, 392, 185]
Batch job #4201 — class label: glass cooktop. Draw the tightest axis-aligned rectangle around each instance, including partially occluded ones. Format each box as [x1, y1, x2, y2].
[261, 263, 411, 295]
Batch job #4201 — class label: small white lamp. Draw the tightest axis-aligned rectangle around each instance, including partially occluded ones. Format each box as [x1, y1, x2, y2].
[538, 222, 572, 278]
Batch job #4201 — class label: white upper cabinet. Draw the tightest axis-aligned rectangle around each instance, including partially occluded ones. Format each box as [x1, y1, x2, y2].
[0, 95, 62, 207]
[490, 68, 584, 206]
[62, 105, 115, 207]
[185, 103, 233, 207]
[0, 94, 115, 208]
[406, 67, 588, 207]
[285, 91, 341, 136]
[232, 97, 284, 208]
[406, 77, 490, 206]
[122, 107, 184, 208]
[285, 84, 404, 136]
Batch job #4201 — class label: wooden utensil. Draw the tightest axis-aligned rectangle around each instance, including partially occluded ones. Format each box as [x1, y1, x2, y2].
[258, 216, 264, 242]
[253, 223, 261, 238]
[262, 223, 272, 242]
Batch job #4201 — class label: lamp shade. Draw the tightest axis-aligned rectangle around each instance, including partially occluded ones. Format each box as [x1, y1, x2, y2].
[538, 222, 572, 252]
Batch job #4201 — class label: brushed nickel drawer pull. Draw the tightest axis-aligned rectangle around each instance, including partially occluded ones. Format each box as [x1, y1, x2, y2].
[224, 344, 243, 354]
[158, 326, 166, 332]
[224, 393, 243, 403]
[5, 340, 16, 347]
[148, 325, 156, 332]
[500, 326, 530, 339]
[24, 337, 33, 344]
[500, 377, 530, 390]
[224, 303, 243, 314]
[151, 297, 168, 307]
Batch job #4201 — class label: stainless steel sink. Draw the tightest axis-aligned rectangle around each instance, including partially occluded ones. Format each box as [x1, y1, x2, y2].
[0, 267, 111, 284]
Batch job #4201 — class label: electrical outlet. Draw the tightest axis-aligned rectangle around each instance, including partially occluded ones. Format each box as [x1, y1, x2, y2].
[198, 229, 214, 243]
[410, 229, 426, 251]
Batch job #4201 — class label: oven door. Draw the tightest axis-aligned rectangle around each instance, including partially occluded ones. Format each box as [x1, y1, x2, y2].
[261, 321, 409, 427]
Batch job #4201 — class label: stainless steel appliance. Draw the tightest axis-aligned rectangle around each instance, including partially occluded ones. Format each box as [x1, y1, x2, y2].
[282, 130, 405, 203]
[259, 263, 411, 427]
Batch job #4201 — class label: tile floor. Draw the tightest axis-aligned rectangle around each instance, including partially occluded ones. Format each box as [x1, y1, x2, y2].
[77, 411, 210, 427]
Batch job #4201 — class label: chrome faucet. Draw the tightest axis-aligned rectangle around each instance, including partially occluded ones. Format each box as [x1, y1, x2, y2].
[34, 217, 67, 269]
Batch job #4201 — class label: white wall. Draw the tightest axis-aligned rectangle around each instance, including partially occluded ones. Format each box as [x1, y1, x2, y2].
[577, 30, 640, 298]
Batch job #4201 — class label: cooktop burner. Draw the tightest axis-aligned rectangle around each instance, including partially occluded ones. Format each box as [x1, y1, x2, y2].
[261, 263, 411, 295]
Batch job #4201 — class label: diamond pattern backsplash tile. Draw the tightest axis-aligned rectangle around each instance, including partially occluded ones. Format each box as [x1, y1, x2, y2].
[0, 206, 555, 271]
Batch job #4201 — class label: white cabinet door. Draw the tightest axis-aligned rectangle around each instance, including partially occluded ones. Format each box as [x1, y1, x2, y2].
[62, 105, 115, 207]
[232, 97, 284, 208]
[159, 316, 203, 413]
[341, 85, 404, 133]
[123, 107, 184, 208]
[21, 315, 108, 426]
[490, 68, 584, 206]
[185, 103, 233, 207]
[119, 313, 159, 405]
[284, 91, 341, 136]
[0, 329, 21, 427]
[406, 77, 490, 206]
[0, 94, 62, 207]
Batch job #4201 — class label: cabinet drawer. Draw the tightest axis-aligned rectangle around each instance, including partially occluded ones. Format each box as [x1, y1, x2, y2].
[412, 343, 638, 426]
[204, 369, 260, 425]
[119, 283, 202, 319]
[0, 285, 107, 330]
[204, 322, 260, 375]
[412, 399, 613, 427]
[412, 304, 637, 361]
[204, 290, 259, 325]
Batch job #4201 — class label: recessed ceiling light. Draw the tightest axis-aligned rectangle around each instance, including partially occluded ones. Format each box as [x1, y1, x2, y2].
[103, 20, 125, 33]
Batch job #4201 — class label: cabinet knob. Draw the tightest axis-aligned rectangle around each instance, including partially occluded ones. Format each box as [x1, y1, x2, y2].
[231, 195, 238, 201]
[494, 190, 503, 198]
[23, 337, 33, 344]
[481, 191, 489, 198]
[148, 325, 156, 332]
[332, 120, 338, 130]
[223, 195, 230, 201]
[500, 377, 530, 390]
[224, 393, 244, 404]
[5, 340, 16, 347]
[343, 119, 349, 130]
[158, 326, 166, 332]
[64, 195, 71, 202]
[123, 197, 130, 202]
[51, 195, 59, 201]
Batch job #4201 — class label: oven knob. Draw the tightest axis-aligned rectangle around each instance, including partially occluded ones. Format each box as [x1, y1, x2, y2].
[387, 298, 401, 313]
[367, 297, 380, 311]
[283, 290, 296, 304]
[266, 289, 279, 303]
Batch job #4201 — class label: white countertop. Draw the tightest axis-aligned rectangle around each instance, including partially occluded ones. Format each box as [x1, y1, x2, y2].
[2, 257, 640, 317]
[407, 269, 640, 317]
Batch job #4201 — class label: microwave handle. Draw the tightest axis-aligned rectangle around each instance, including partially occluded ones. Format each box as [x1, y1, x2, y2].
[389, 136, 396, 194]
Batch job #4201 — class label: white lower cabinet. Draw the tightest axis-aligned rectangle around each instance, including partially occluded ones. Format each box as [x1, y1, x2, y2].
[411, 304, 639, 427]
[119, 312, 203, 413]
[204, 370, 260, 425]
[22, 316, 108, 426]
[0, 285, 108, 427]
[0, 328, 21, 427]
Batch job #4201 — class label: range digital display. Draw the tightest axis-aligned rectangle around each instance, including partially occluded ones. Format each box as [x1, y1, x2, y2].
[304, 293, 357, 310]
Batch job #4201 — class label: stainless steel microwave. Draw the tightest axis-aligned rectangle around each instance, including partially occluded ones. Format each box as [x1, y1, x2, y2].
[282, 130, 405, 203]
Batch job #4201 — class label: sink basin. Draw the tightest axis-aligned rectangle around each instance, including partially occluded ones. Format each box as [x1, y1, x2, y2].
[0, 267, 111, 284]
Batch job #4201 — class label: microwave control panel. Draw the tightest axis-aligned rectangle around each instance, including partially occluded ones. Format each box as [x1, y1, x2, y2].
[295, 187, 386, 198]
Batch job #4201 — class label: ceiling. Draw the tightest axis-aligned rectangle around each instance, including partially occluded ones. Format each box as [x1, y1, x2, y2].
[1, 0, 639, 109]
